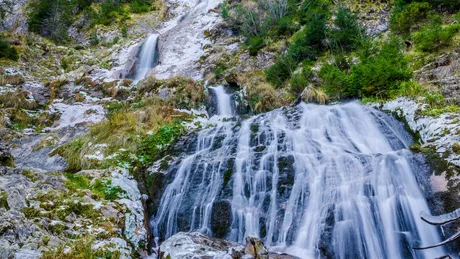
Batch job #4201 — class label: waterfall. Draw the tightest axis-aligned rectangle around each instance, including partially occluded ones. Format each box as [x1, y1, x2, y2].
[209, 86, 233, 116]
[132, 34, 159, 81]
[151, 101, 446, 259]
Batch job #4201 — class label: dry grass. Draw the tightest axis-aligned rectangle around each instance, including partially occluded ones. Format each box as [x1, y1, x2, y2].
[45, 79, 68, 101]
[301, 85, 328, 104]
[0, 91, 38, 109]
[237, 71, 291, 113]
[0, 74, 24, 86]
[138, 77, 206, 109]
[52, 97, 191, 172]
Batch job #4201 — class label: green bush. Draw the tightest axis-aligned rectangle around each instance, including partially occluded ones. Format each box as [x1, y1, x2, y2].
[329, 6, 365, 52]
[413, 23, 460, 52]
[287, 13, 327, 62]
[28, 0, 73, 43]
[274, 16, 297, 36]
[0, 35, 18, 61]
[425, 0, 460, 12]
[348, 38, 412, 97]
[247, 36, 264, 56]
[390, 2, 431, 34]
[289, 63, 313, 94]
[319, 64, 350, 99]
[299, 0, 331, 25]
[129, 0, 151, 13]
[320, 38, 412, 99]
[266, 54, 297, 88]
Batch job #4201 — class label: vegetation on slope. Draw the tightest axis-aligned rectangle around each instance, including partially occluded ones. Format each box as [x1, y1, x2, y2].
[28, 0, 154, 43]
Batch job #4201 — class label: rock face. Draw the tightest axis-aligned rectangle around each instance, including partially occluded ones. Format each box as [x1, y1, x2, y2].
[416, 52, 460, 104]
[0, 166, 148, 258]
[159, 232, 299, 259]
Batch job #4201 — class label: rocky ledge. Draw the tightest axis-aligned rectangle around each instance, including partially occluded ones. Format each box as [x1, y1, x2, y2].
[159, 232, 299, 259]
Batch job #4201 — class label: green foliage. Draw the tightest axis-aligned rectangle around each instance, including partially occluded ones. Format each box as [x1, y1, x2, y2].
[0, 35, 18, 61]
[89, 33, 100, 46]
[265, 54, 297, 88]
[287, 13, 327, 62]
[28, 0, 74, 43]
[319, 64, 350, 99]
[65, 174, 125, 201]
[0, 191, 9, 210]
[121, 25, 128, 37]
[247, 36, 264, 56]
[348, 38, 412, 97]
[289, 61, 313, 94]
[139, 123, 185, 164]
[274, 16, 297, 36]
[299, 0, 330, 25]
[215, 64, 227, 77]
[328, 6, 365, 52]
[424, 0, 460, 12]
[390, 80, 425, 97]
[413, 22, 460, 52]
[42, 236, 122, 259]
[320, 38, 412, 99]
[424, 92, 445, 108]
[420, 105, 460, 117]
[390, 2, 431, 34]
[27, 0, 150, 43]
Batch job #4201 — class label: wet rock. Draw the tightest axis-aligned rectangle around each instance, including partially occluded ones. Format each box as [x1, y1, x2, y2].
[211, 200, 232, 238]
[245, 236, 269, 257]
[160, 232, 244, 259]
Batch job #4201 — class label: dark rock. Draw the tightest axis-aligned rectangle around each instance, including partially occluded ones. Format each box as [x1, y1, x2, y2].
[0, 147, 14, 167]
[211, 200, 232, 238]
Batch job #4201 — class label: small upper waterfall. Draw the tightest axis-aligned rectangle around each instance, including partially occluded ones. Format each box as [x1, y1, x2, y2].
[151, 100, 446, 259]
[210, 86, 233, 116]
[132, 34, 159, 81]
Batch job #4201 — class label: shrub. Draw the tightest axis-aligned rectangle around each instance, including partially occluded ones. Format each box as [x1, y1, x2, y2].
[329, 6, 365, 52]
[265, 54, 297, 88]
[274, 16, 297, 36]
[390, 80, 425, 97]
[390, 2, 431, 34]
[28, 0, 73, 43]
[247, 36, 264, 56]
[0, 35, 18, 61]
[348, 38, 412, 97]
[299, 0, 330, 25]
[319, 64, 350, 99]
[413, 23, 460, 52]
[425, 0, 460, 12]
[287, 13, 327, 62]
[129, 0, 151, 13]
[89, 32, 100, 46]
[289, 61, 313, 94]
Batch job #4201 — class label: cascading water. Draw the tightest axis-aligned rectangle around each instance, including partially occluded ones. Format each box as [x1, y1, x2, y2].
[210, 86, 233, 116]
[132, 34, 159, 81]
[151, 89, 446, 258]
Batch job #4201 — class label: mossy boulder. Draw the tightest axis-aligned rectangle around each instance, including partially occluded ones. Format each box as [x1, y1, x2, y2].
[452, 143, 460, 154]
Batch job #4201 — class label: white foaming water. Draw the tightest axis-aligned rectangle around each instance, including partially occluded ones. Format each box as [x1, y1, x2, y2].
[210, 86, 233, 116]
[133, 34, 159, 81]
[152, 102, 446, 259]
